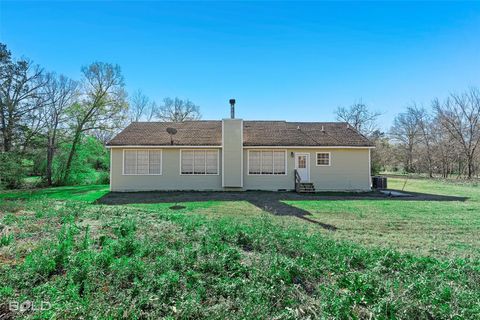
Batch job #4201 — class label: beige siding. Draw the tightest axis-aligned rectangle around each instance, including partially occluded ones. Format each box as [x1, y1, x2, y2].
[222, 119, 243, 187]
[110, 148, 222, 191]
[243, 148, 371, 191]
[110, 147, 371, 192]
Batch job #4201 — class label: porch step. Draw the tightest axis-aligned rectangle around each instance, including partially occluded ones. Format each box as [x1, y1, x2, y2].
[297, 182, 315, 193]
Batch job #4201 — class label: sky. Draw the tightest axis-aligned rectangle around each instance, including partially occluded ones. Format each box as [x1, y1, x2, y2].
[0, 1, 479, 130]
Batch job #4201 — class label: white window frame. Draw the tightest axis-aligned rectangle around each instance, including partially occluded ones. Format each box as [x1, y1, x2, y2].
[315, 152, 331, 166]
[247, 149, 288, 176]
[122, 149, 163, 175]
[180, 149, 220, 176]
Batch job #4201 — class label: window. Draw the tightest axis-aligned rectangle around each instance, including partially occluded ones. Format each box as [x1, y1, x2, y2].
[262, 151, 273, 174]
[248, 150, 286, 175]
[316, 152, 330, 166]
[123, 150, 162, 175]
[273, 151, 286, 174]
[181, 150, 218, 175]
[297, 155, 307, 168]
[249, 151, 261, 174]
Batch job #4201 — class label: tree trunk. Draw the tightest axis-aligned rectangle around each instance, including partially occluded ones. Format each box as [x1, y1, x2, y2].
[3, 125, 12, 152]
[3, 136, 11, 152]
[45, 135, 54, 186]
[63, 130, 82, 184]
[407, 145, 414, 173]
[45, 124, 59, 186]
[46, 136, 53, 186]
[2, 114, 16, 152]
[427, 157, 433, 178]
[467, 155, 474, 179]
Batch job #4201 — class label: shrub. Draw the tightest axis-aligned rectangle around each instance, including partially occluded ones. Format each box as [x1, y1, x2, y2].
[52, 135, 109, 186]
[95, 171, 110, 184]
[0, 152, 27, 189]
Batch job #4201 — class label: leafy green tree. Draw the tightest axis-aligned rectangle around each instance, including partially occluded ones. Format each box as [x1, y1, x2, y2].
[0, 152, 26, 188]
[62, 62, 127, 184]
[53, 135, 109, 185]
[41, 72, 78, 185]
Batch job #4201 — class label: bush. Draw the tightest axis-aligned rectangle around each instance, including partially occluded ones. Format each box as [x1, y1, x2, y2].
[53, 135, 110, 185]
[95, 171, 110, 184]
[0, 152, 27, 189]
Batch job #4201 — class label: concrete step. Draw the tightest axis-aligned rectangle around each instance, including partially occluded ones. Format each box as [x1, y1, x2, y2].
[297, 182, 315, 193]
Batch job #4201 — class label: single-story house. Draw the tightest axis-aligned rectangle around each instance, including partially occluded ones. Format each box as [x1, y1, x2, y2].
[107, 108, 374, 192]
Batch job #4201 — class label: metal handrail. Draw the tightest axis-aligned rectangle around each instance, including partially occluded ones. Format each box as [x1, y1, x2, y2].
[294, 169, 301, 192]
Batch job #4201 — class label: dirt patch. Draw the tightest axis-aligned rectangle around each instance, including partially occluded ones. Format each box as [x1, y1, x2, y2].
[169, 205, 186, 210]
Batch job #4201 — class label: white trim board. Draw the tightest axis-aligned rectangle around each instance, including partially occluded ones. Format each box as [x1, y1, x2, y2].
[109, 148, 113, 191]
[108, 145, 221, 149]
[244, 146, 375, 149]
[109, 145, 373, 149]
[368, 148, 372, 188]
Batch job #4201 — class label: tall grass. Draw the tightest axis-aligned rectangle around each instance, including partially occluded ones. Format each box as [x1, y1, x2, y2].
[1, 198, 479, 319]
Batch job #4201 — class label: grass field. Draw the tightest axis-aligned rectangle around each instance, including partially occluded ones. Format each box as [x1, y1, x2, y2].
[0, 178, 479, 318]
[285, 177, 480, 259]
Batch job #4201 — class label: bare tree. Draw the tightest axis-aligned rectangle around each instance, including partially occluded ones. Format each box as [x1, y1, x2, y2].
[409, 104, 435, 177]
[90, 129, 118, 145]
[335, 100, 381, 136]
[369, 130, 395, 174]
[155, 97, 201, 122]
[430, 118, 458, 178]
[129, 89, 156, 122]
[434, 88, 480, 179]
[62, 62, 127, 183]
[0, 43, 46, 152]
[41, 73, 78, 185]
[390, 109, 420, 173]
[18, 93, 46, 152]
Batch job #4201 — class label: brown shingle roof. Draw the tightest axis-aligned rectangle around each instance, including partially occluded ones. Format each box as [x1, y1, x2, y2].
[106, 120, 373, 147]
[107, 121, 222, 146]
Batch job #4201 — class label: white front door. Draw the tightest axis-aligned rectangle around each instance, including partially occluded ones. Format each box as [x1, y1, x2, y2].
[295, 153, 310, 182]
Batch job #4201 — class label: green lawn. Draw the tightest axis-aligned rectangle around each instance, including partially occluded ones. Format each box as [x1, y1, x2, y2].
[0, 179, 479, 318]
[284, 177, 480, 259]
[0, 184, 110, 202]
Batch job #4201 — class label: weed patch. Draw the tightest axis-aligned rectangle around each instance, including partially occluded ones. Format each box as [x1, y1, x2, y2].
[1, 181, 479, 318]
